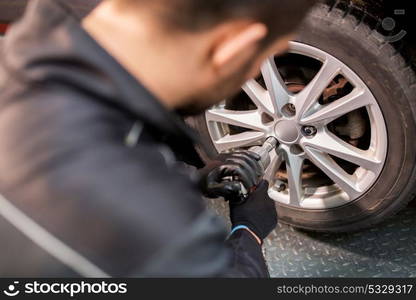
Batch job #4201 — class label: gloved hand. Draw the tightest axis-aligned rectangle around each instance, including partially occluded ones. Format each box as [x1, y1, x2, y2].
[199, 150, 263, 201]
[229, 180, 277, 240]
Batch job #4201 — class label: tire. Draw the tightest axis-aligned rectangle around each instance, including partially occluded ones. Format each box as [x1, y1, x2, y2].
[190, 3, 416, 232]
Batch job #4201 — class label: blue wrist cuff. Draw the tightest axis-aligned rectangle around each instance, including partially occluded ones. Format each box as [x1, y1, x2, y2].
[229, 225, 250, 237]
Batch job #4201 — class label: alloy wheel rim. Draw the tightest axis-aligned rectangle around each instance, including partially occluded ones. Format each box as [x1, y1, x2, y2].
[206, 41, 388, 209]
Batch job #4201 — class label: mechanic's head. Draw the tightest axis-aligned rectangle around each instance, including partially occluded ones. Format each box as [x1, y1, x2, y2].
[83, 0, 317, 115]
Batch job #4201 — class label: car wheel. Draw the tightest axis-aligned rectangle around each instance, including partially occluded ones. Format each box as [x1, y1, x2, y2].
[190, 3, 416, 232]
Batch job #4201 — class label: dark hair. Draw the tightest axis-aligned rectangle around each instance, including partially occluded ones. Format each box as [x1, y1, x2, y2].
[140, 0, 318, 42]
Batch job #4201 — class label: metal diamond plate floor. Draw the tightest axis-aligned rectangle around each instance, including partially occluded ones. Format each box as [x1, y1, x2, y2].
[206, 199, 416, 278]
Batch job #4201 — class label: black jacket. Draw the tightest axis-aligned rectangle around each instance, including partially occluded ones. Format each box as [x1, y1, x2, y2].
[0, 0, 269, 277]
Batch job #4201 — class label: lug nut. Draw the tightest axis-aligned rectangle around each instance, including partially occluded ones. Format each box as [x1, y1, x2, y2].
[282, 103, 296, 118]
[277, 183, 287, 192]
[287, 104, 296, 113]
[302, 126, 317, 137]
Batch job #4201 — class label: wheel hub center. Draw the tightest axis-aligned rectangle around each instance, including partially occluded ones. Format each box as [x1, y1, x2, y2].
[274, 120, 299, 144]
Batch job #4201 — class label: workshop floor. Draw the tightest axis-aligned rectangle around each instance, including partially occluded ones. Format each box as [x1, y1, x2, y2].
[206, 199, 416, 278]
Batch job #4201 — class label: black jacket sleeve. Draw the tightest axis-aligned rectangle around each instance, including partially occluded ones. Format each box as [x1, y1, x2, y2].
[223, 230, 270, 277]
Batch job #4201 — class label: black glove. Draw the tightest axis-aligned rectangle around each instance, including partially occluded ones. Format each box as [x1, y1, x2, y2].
[229, 180, 277, 240]
[199, 151, 263, 201]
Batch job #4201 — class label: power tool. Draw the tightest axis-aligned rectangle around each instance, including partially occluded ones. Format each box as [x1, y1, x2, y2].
[220, 136, 278, 204]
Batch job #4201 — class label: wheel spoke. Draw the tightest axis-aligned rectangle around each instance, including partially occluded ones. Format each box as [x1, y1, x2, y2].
[242, 79, 275, 116]
[296, 57, 341, 120]
[301, 129, 382, 172]
[213, 131, 265, 152]
[304, 147, 362, 199]
[206, 108, 267, 132]
[284, 150, 304, 206]
[261, 57, 291, 116]
[300, 89, 372, 126]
